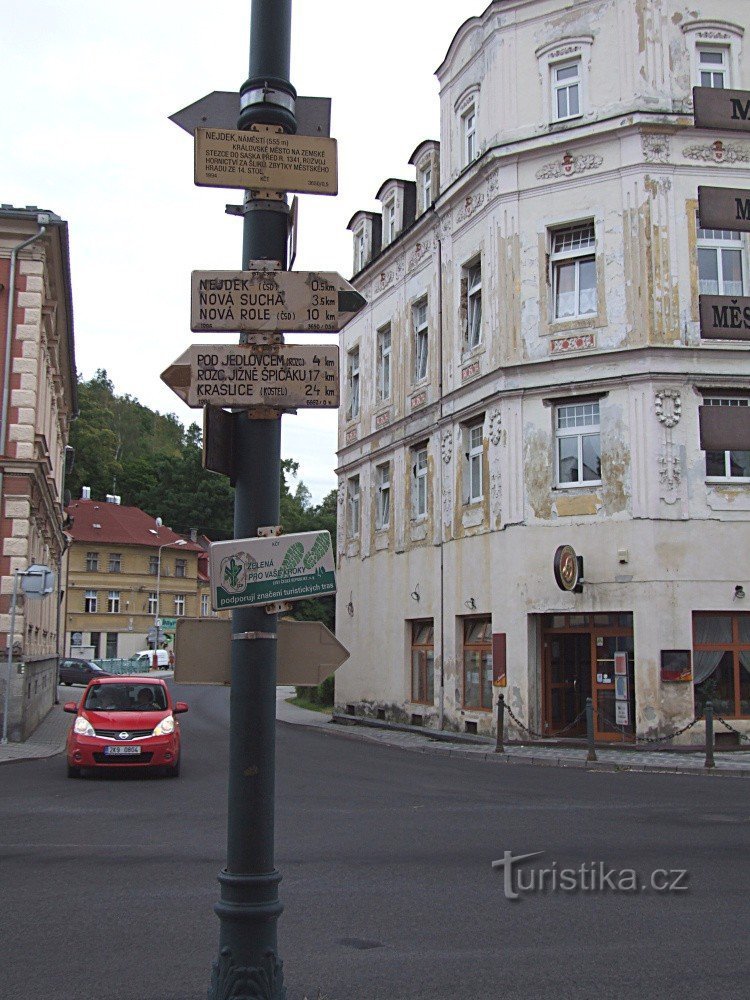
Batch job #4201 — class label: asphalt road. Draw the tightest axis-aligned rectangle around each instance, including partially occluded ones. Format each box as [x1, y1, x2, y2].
[0, 682, 748, 1000]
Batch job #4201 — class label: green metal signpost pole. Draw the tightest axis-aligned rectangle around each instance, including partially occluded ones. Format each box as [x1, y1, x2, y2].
[207, 2, 294, 997]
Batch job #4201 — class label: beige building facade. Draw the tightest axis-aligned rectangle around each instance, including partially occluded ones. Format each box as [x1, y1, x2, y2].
[335, 0, 750, 743]
[0, 206, 77, 740]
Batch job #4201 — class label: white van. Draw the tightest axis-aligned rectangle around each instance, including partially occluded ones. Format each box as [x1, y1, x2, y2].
[131, 649, 172, 671]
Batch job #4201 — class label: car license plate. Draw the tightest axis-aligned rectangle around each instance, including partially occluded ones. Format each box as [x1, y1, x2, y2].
[103, 745, 142, 756]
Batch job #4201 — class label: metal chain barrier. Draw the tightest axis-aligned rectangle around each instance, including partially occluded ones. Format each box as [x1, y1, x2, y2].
[594, 706, 703, 746]
[714, 714, 750, 743]
[503, 700, 586, 741]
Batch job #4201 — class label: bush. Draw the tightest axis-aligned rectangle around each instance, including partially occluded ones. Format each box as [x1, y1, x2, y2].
[296, 674, 334, 707]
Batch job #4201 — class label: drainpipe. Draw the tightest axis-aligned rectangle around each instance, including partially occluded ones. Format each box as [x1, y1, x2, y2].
[0, 222, 48, 513]
[437, 233, 445, 730]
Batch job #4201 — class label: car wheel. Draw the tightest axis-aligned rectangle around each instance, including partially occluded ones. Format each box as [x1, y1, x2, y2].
[165, 758, 180, 778]
[67, 764, 81, 779]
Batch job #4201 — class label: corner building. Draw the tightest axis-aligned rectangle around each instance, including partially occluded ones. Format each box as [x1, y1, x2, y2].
[335, 0, 750, 743]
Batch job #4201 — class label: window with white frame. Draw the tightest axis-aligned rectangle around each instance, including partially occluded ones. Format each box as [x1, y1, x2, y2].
[412, 445, 428, 519]
[465, 421, 484, 503]
[108, 552, 121, 573]
[552, 59, 581, 121]
[703, 397, 750, 480]
[377, 324, 392, 401]
[148, 592, 158, 616]
[421, 165, 432, 213]
[375, 463, 391, 530]
[174, 594, 185, 616]
[84, 590, 97, 614]
[551, 222, 597, 320]
[347, 476, 360, 538]
[413, 300, 428, 382]
[462, 103, 477, 166]
[556, 401, 601, 486]
[201, 593, 210, 617]
[355, 228, 366, 271]
[464, 261, 482, 350]
[346, 346, 360, 420]
[698, 221, 744, 296]
[384, 199, 396, 244]
[86, 551, 99, 572]
[698, 47, 729, 88]
[107, 591, 120, 614]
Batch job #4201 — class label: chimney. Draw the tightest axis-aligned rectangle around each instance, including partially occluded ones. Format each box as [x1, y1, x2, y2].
[105, 494, 121, 505]
[82, 486, 91, 500]
[189, 528, 198, 543]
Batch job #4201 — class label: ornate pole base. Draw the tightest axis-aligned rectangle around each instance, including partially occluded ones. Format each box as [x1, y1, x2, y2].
[208, 946, 285, 1000]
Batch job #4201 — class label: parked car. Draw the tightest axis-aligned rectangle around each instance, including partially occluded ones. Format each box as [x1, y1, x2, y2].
[58, 658, 111, 686]
[130, 649, 172, 670]
[64, 676, 188, 779]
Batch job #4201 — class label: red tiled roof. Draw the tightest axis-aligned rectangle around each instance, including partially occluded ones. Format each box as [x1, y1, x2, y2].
[65, 500, 203, 552]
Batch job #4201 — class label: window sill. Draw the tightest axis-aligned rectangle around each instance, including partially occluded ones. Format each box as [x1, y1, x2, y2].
[706, 478, 750, 485]
[549, 314, 600, 334]
[547, 114, 584, 131]
[554, 481, 602, 490]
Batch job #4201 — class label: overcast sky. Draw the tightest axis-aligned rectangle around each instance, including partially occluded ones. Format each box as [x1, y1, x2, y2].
[3, 0, 482, 502]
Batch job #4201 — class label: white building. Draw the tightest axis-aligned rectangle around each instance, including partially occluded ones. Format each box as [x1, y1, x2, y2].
[335, 0, 750, 744]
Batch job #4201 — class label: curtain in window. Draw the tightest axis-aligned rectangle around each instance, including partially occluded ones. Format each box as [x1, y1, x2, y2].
[693, 615, 730, 685]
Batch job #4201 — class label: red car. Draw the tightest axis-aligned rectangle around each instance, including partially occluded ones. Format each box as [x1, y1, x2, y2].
[64, 676, 188, 779]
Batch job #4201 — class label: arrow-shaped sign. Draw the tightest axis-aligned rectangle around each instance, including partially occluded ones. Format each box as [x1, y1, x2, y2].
[191, 269, 366, 332]
[160, 343, 340, 409]
[170, 92, 331, 138]
[174, 617, 350, 687]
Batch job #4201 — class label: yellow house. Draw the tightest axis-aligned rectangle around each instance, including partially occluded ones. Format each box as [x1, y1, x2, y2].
[64, 495, 204, 660]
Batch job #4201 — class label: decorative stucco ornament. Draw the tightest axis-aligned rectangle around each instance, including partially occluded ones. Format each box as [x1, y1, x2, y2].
[642, 134, 671, 164]
[536, 152, 603, 180]
[441, 429, 453, 464]
[654, 389, 681, 428]
[489, 409, 502, 446]
[682, 140, 749, 164]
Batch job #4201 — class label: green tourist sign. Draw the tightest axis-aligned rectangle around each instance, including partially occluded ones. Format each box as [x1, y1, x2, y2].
[209, 530, 336, 610]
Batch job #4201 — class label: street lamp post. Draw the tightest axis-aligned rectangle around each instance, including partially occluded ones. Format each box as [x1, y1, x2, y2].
[154, 538, 187, 654]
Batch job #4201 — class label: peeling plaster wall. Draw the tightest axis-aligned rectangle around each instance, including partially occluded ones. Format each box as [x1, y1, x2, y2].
[336, 0, 750, 738]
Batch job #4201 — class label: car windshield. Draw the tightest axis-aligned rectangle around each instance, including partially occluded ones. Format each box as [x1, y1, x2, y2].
[84, 684, 168, 712]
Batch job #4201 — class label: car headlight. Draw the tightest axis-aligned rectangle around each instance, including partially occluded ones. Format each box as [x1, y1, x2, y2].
[153, 715, 175, 736]
[73, 716, 95, 737]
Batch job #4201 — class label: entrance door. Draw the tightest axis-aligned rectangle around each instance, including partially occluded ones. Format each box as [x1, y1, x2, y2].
[544, 633, 591, 736]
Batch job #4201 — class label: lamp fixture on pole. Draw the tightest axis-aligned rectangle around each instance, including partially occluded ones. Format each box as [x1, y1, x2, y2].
[155, 537, 187, 652]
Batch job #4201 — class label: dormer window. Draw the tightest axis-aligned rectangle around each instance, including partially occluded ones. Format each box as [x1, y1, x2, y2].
[421, 165, 432, 213]
[385, 199, 396, 244]
[462, 103, 477, 165]
[355, 228, 366, 271]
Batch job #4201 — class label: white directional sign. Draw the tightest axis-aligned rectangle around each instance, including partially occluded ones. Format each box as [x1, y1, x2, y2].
[161, 344, 339, 408]
[194, 125, 337, 195]
[174, 617, 350, 687]
[191, 269, 366, 333]
[210, 531, 336, 610]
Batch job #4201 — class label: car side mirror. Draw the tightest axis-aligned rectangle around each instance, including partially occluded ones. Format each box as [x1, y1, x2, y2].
[173, 702, 189, 714]
[63, 702, 78, 713]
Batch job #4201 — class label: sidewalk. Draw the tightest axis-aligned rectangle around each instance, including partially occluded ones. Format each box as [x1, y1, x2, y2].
[276, 692, 750, 778]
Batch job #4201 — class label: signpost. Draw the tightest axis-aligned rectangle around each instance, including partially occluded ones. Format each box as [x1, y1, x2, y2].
[693, 87, 750, 133]
[194, 125, 338, 195]
[174, 617, 349, 686]
[161, 343, 340, 408]
[191, 269, 366, 333]
[209, 530, 336, 611]
[698, 186, 750, 233]
[172, 2, 365, 993]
